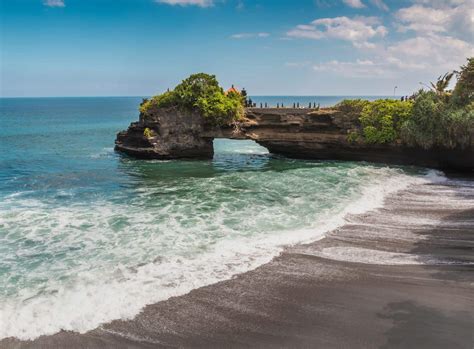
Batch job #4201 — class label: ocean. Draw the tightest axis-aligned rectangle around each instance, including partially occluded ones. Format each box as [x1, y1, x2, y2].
[0, 96, 429, 340]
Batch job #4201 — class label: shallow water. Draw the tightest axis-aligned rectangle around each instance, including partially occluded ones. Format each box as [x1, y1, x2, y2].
[0, 97, 429, 340]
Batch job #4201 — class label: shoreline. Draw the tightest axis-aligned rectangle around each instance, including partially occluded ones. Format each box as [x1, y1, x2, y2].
[2, 175, 473, 348]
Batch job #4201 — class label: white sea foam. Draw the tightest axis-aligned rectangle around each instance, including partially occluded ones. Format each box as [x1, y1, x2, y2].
[311, 246, 474, 265]
[0, 167, 442, 340]
[89, 147, 114, 159]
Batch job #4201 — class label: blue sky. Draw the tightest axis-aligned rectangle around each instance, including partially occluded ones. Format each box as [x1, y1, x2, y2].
[1, 0, 473, 97]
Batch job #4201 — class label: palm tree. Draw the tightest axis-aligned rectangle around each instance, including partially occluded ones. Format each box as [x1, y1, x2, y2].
[430, 71, 455, 96]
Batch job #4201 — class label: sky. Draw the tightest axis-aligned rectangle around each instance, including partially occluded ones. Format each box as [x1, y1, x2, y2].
[1, 0, 473, 97]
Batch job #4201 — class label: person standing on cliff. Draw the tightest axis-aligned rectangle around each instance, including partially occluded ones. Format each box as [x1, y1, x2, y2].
[241, 88, 248, 107]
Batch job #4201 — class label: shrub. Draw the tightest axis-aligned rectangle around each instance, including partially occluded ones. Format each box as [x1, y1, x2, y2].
[336, 59, 474, 148]
[140, 73, 244, 126]
[444, 108, 474, 148]
[400, 90, 474, 149]
[195, 90, 244, 125]
[173, 73, 221, 109]
[335, 99, 370, 123]
[359, 99, 413, 144]
[143, 127, 153, 138]
[400, 91, 442, 148]
[347, 130, 361, 143]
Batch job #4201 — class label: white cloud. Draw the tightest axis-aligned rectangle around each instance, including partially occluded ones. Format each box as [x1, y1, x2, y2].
[313, 59, 391, 77]
[289, 0, 472, 83]
[396, 5, 450, 33]
[396, 1, 474, 39]
[287, 16, 387, 47]
[155, 0, 213, 7]
[311, 33, 473, 78]
[370, 0, 388, 11]
[343, 0, 365, 9]
[231, 32, 270, 39]
[353, 41, 376, 49]
[43, 0, 65, 7]
[285, 61, 311, 68]
[413, 0, 471, 6]
[386, 34, 474, 71]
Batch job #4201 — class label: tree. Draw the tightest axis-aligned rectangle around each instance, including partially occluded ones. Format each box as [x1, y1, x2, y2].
[452, 57, 474, 106]
[140, 73, 244, 125]
[430, 71, 455, 97]
[173, 73, 222, 109]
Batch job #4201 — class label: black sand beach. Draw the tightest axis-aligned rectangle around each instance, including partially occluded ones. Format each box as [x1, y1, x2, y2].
[2, 176, 473, 349]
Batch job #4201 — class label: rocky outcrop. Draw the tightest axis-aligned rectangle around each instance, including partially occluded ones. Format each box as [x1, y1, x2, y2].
[115, 105, 213, 159]
[115, 107, 474, 172]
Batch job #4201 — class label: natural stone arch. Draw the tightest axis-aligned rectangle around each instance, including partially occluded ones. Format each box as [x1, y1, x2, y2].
[115, 107, 474, 171]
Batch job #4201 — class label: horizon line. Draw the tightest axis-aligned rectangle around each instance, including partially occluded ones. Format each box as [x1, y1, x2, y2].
[0, 94, 400, 99]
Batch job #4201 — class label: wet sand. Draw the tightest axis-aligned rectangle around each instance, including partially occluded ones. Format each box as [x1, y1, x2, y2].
[2, 177, 473, 348]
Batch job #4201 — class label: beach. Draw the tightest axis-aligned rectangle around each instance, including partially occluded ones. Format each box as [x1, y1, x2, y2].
[3, 0, 474, 347]
[2, 175, 473, 348]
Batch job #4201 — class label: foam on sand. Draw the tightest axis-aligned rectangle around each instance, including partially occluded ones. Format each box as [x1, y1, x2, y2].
[311, 246, 474, 265]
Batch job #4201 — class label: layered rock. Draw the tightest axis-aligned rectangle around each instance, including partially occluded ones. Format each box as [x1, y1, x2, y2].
[115, 105, 213, 159]
[115, 107, 474, 171]
[243, 108, 473, 171]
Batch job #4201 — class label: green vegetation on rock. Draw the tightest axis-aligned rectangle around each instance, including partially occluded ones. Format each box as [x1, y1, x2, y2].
[452, 57, 474, 106]
[140, 73, 244, 126]
[143, 127, 153, 138]
[360, 99, 413, 144]
[335, 99, 370, 121]
[402, 90, 474, 149]
[336, 99, 412, 144]
[402, 58, 474, 149]
[335, 99, 370, 125]
[339, 58, 474, 149]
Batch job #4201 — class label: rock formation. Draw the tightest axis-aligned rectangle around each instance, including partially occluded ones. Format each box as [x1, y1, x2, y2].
[115, 107, 474, 171]
[115, 104, 214, 159]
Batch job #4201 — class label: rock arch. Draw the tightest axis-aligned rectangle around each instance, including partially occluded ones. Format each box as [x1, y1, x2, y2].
[115, 107, 474, 171]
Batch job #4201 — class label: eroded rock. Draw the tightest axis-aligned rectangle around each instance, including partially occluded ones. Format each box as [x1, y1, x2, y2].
[115, 107, 474, 171]
[115, 105, 213, 159]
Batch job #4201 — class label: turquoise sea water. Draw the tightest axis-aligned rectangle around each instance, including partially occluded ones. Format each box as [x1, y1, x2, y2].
[0, 97, 426, 340]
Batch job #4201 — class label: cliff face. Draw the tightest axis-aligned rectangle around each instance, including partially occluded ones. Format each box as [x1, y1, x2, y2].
[242, 108, 474, 171]
[115, 105, 213, 159]
[115, 107, 474, 171]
